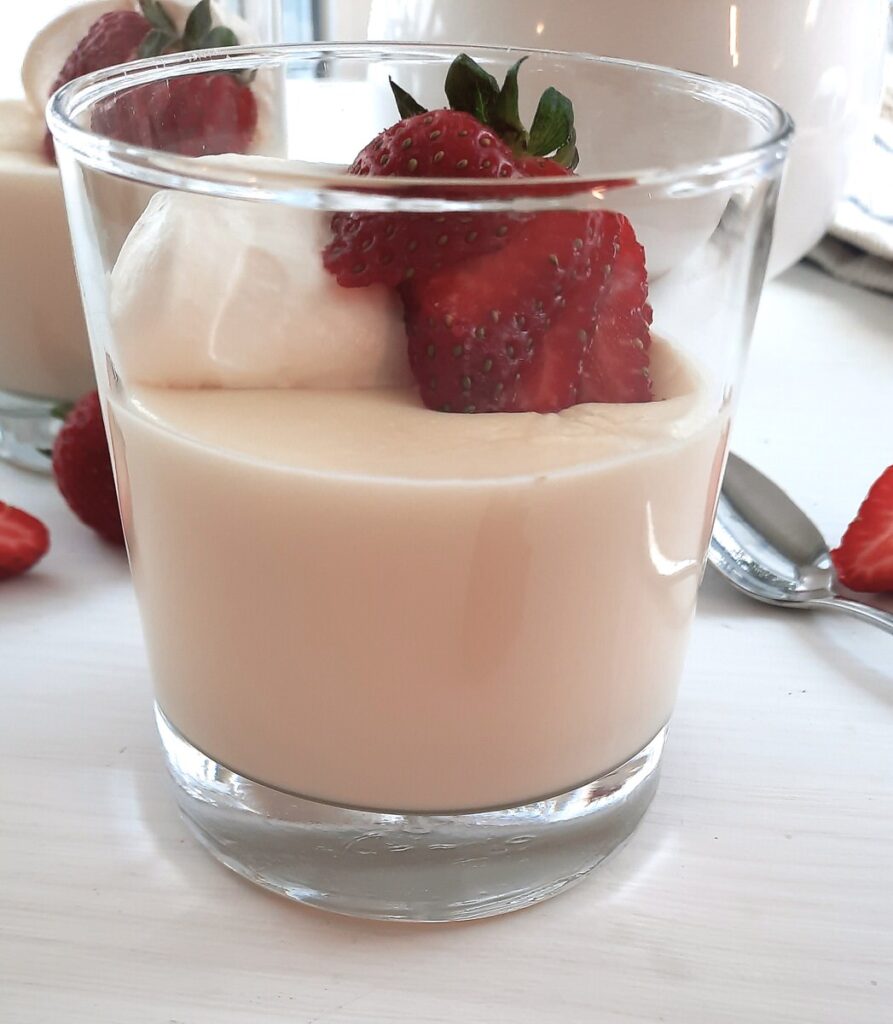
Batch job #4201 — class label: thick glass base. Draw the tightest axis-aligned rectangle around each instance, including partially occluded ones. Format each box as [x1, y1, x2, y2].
[157, 705, 666, 921]
[0, 391, 60, 473]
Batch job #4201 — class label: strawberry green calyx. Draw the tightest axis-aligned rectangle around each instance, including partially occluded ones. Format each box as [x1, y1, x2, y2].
[137, 0, 240, 59]
[389, 52, 579, 170]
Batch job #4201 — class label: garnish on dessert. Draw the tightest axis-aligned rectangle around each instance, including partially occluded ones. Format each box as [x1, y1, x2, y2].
[831, 465, 893, 593]
[0, 502, 50, 581]
[52, 391, 125, 545]
[46, 0, 255, 161]
[323, 53, 652, 414]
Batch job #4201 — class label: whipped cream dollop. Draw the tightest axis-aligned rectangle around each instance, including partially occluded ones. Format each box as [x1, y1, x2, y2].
[22, 0, 281, 154]
[110, 156, 410, 390]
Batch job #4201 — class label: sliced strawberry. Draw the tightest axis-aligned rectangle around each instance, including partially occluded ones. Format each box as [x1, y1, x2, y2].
[831, 466, 893, 593]
[324, 109, 522, 288]
[326, 52, 653, 413]
[92, 71, 257, 157]
[405, 207, 653, 413]
[580, 214, 653, 404]
[513, 213, 610, 413]
[0, 503, 50, 581]
[403, 208, 597, 412]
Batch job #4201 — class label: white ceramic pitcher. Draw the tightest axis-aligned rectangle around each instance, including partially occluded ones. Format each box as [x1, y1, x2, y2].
[314, 0, 889, 276]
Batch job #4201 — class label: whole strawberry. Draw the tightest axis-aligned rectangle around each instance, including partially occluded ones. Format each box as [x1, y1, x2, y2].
[323, 55, 579, 290]
[323, 109, 521, 288]
[93, 71, 257, 157]
[46, 0, 252, 161]
[0, 503, 50, 581]
[52, 392, 125, 546]
[44, 9, 152, 160]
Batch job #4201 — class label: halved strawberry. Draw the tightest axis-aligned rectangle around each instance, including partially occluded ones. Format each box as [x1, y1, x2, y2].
[0, 502, 50, 581]
[511, 161, 652, 411]
[403, 208, 597, 412]
[580, 214, 652, 404]
[328, 52, 652, 414]
[831, 466, 893, 593]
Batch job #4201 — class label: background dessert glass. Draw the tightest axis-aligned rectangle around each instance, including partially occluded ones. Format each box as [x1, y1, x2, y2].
[49, 43, 791, 921]
[0, 0, 280, 472]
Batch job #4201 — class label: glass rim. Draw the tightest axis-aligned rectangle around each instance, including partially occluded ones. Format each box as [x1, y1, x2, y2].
[47, 41, 794, 205]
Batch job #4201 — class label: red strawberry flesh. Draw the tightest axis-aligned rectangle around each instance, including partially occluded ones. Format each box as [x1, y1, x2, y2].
[403, 208, 598, 412]
[579, 214, 653, 404]
[831, 466, 893, 593]
[325, 59, 653, 414]
[403, 188, 653, 414]
[0, 502, 50, 581]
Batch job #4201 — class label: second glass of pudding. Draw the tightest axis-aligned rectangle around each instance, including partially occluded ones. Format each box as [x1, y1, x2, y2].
[0, 0, 280, 470]
[50, 43, 790, 921]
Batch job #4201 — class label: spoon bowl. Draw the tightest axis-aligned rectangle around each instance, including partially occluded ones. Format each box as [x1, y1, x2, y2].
[709, 454, 893, 634]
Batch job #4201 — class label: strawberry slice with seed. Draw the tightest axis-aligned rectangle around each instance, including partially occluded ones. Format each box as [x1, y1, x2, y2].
[403, 209, 597, 411]
[405, 208, 653, 413]
[0, 502, 50, 581]
[580, 214, 653, 404]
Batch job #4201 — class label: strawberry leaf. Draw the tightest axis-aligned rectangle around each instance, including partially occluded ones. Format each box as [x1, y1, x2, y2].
[445, 53, 500, 125]
[139, 0, 177, 35]
[528, 87, 578, 167]
[138, 27, 178, 59]
[50, 401, 74, 421]
[390, 78, 428, 119]
[201, 25, 239, 49]
[493, 57, 528, 148]
[183, 0, 213, 49]
[555, 125, 580, 171]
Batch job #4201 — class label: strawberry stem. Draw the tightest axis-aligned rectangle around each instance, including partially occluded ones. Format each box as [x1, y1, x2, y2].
[137, 0, 242, 60]
[389, 52, 579, 169]
[390, 78, 427, 119]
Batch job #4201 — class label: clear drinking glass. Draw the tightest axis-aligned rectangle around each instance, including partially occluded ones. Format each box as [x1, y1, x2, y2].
[49, 43, 791, 921]
[0, 0, 279, 471]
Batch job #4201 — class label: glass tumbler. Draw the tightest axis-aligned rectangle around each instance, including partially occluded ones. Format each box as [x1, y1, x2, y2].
[0, 0, 280, 471]
[49, 43, 790, 921]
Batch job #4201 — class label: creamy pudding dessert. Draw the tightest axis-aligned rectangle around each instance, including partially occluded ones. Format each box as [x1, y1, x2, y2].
[0, 0, 270, 405]
[109, 348, 723, 811]
[97, 56, 729, 812]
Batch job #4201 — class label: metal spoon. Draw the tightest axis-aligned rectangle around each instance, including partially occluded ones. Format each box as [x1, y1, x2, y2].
[709, 453, 893, 634]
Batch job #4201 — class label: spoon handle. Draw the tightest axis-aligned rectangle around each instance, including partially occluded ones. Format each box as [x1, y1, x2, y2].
[814, 595, 893, 635]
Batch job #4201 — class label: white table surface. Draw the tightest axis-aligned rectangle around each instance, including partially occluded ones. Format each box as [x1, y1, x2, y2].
[1, 262, 891, 1023]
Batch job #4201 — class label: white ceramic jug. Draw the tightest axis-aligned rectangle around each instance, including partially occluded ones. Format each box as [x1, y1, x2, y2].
[315, 0, 889, 276]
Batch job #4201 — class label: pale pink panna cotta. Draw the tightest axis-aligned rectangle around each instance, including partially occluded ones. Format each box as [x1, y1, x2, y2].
[102, 175, 729, 811]
[0, 97, 93, 401]
[108, 353, 726, 811]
